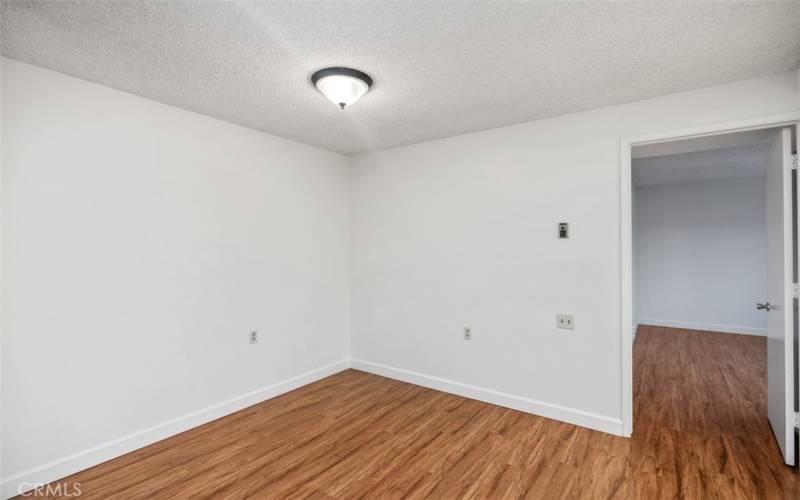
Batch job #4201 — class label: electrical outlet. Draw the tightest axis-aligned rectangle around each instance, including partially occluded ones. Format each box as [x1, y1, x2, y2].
[249, 330, 258, 344]
[557, 314, 574, 330]
[463, 327, 472, 341]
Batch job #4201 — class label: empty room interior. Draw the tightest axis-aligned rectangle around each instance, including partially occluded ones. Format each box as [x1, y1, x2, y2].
[2, 1, 800, 499]
[631, 128, 794, 490]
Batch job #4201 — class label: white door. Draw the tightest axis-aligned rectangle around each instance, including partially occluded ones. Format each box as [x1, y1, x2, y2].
[765, 126, 796, 466]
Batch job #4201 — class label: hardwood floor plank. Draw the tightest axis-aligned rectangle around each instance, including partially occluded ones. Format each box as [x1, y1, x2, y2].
[16, 326, 800, 499]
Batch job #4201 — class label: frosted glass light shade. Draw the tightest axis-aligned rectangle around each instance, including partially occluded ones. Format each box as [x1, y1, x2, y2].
[311, 67, 373, 109]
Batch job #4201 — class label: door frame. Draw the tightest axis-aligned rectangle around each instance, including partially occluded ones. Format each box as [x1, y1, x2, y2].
[619, 111, 800, 437]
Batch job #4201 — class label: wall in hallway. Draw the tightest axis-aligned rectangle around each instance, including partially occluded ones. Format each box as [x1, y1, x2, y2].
[635, 177, 767, 335]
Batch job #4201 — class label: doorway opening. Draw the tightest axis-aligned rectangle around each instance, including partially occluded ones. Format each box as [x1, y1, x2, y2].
[620, 116, 799, 469]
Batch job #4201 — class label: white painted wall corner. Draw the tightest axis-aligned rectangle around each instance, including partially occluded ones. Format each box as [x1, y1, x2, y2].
[1, 360, 350, 499]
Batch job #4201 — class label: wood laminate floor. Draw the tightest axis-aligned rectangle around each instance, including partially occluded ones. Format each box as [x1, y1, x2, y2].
[23, 326, 800, 499]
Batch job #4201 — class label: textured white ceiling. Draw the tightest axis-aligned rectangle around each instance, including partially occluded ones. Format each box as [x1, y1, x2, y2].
[633, 143, 770, 187]
[2, 1, 799, 155]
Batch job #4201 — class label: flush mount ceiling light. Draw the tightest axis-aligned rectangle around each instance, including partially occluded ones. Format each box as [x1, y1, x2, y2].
[311, 67, 373, 109]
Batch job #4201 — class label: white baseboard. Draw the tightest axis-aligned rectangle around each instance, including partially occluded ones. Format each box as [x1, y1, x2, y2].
[2, 359, 350, 499]
[350, 359, 623, 436]
[4, 357, 625, 498]
[638, 318, 766, 336]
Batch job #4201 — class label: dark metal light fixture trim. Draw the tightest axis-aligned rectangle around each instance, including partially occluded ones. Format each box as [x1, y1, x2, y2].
[311, 67, 373, 88]
[311, 67, 374, 109]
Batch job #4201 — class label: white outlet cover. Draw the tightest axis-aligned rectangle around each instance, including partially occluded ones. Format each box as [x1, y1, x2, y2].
[557, 314, 574, 330]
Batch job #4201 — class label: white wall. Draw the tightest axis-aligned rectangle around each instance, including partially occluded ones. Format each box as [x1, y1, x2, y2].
[635, 177, 767, 336]
[793, 66, 800, 111]
[631, 186, 638, 335]
[1, 58, 351, 495]
[350, 70, 799, 434]
[0, 55, 5, 495]
[2, 57, 799, 495]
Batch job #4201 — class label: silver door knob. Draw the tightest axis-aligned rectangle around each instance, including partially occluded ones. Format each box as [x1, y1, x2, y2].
[757, 302, 777, 311]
